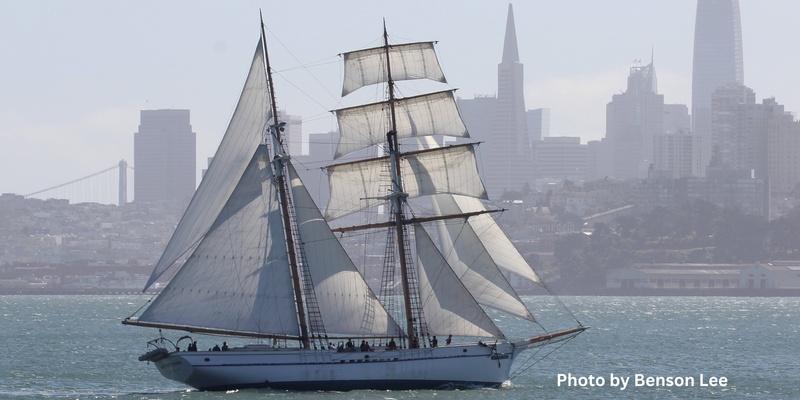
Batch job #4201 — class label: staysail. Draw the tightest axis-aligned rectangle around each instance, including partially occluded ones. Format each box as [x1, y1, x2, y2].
[433, 194, 535, 321]
[287, 163, 402, 337]
[144, 38, 272, 290]
[443, 195, 543, 286]
[137, 146, 301, 337]
[414, 223, 504, 338]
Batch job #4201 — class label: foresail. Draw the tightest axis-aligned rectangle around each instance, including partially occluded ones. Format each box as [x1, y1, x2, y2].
[144, 38, 271, 290]
[341, 41, 446, 96]
[138, 146, 301, 337]
[413, 223, 504, 339]
[288, 163, 402, 337]
[433, 194, 535, 321]
[325, 144, 487, 220]
[449, 195, 543, 286]
[416, 137, 542, 287]
[334, 90, 468, 158]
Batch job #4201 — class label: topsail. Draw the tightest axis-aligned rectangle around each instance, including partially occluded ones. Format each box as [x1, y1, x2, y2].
[341, 41, 446, 96]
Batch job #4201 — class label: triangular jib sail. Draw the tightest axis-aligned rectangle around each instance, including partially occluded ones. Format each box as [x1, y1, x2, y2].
[144, 38, 272, 290]
[414, 223, 505, 339]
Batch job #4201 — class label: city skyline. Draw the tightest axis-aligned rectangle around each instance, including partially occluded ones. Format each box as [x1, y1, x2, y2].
[2, 0, 799, 197]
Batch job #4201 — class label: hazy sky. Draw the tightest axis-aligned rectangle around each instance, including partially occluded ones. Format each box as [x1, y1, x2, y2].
[1, 0, 798, 197]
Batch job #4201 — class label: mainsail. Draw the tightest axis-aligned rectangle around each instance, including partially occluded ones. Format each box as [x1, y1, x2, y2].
[138, 146, 300, 337]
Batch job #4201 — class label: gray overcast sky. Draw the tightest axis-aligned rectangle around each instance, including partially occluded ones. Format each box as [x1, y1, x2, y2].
[1, 0, 798, 197]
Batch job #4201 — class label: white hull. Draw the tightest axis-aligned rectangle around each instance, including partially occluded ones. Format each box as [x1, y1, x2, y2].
[149, 343, 517, 391]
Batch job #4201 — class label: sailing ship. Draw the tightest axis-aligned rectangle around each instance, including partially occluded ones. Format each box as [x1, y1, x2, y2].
[124, 15, 586, 391]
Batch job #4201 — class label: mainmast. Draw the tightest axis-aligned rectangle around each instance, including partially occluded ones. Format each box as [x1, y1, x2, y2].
[260, 12, 310, 349]
[382, 21, 421, 349]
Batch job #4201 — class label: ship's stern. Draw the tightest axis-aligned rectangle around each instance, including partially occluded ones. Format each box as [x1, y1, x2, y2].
[153, 353, 194, 384]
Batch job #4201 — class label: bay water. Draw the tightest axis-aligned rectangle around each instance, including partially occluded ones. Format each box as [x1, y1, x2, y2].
[1, 295, 798, 399]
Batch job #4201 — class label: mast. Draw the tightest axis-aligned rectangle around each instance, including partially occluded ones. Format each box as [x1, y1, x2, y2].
[382, 21, 419, 349]
[260, 11, 310, 349]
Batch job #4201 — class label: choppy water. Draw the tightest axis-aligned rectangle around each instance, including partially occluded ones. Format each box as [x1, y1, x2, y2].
[1, 295, 798, 399]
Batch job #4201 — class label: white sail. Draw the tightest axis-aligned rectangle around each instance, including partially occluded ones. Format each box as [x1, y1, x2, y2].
[341, 41, 446, 96]
[414, 224, 504, 339]
[433, 194, 535, 321]
[287, 163, 402, 337]
[415, 136, 542, 287]
[325, 144, 487, 220]
[144, 39, 271, 290]
[138, 146, 300, 337]
[334, 90, 468, 158]
[449, 195, 543, 286]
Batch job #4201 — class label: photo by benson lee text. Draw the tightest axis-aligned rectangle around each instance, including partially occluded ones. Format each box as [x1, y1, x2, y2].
[557, 373, 728, 391]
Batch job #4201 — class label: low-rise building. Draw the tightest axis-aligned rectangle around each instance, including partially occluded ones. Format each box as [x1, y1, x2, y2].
[608, 262, 800, 292]
[606, 263, 747, 290]
[739, 263, 800, 289]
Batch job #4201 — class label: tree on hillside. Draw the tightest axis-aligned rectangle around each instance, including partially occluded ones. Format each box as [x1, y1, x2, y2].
[713, 209, 768, 263]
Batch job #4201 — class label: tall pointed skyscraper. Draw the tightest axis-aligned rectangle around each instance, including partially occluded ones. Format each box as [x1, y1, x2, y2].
[485, 3, 533, 197]
[691, 0, 744, 171]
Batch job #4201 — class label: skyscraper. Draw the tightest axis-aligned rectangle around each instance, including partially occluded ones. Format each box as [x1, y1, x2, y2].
[134, 109, 196, 206]
[533, 137, 588, 181]
[767, 110, 800, 194]
[653, 131, 703, 178]
[691, 0, 744, 170]
[485, 3, 533, 197]
[527, 108, 550, 143]
[709, 83, 755, 169]
[605, 62, 664, 179]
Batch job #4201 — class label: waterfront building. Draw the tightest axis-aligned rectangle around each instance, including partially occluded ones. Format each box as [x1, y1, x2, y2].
[740, 263, 800, 289]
